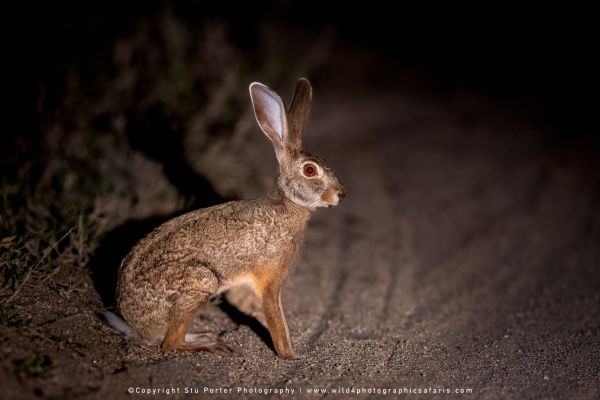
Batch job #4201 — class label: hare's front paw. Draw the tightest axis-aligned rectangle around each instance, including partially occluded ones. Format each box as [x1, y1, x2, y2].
[276, 348, 295, 360]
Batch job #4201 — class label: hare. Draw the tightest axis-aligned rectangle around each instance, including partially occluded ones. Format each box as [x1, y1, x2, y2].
[106, 78, 345, 359]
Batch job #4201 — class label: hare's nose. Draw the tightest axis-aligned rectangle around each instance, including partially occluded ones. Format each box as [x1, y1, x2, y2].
[337, 189, 346, 201]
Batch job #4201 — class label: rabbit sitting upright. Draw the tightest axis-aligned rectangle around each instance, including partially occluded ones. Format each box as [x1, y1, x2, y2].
[107, 78, 346, 359]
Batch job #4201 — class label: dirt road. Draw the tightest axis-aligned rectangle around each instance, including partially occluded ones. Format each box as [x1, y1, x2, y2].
[3, 74, 600, 400]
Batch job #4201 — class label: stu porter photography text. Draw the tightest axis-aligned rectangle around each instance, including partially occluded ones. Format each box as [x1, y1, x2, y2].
[128, 386, 473, 396]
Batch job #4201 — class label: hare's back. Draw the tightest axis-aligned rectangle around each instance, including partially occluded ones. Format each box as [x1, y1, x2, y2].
[121, 199, 287, 272]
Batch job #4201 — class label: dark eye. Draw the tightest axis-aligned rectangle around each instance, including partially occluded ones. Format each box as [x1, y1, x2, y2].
[303, 163, 317, 177]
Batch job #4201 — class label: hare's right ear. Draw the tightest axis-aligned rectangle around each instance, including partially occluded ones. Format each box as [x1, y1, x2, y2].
[287, 77, 312, 149]
[249, 82, 288, 162]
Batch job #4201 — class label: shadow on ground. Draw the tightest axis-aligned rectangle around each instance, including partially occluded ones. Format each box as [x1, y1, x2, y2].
[90, 105, 225, 307]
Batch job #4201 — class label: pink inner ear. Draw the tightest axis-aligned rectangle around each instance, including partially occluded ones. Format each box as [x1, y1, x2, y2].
[257, 93, 284, 140]
[251, 84, 285, 142]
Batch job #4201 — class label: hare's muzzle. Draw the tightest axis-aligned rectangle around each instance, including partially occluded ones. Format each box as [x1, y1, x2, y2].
[321, 184, 346, 207]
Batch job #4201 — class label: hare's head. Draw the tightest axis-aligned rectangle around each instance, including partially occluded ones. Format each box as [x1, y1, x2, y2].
[250, 78, 346, 211]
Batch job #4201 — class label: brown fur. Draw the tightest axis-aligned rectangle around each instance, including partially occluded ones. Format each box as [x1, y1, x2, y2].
[116, 78, 345, 359]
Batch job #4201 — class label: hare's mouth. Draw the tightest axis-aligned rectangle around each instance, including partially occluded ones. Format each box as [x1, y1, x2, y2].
[320, 192, 340, 207]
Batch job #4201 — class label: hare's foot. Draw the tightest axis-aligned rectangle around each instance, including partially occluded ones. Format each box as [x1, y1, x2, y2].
[165, 323, 238, 355]
[181, 337, 238, 355]
[184, 331, 217, 343]
[186, 329, 239, 355]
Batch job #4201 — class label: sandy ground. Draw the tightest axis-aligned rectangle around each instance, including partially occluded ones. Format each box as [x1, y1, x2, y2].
[2, 72, 600, 400]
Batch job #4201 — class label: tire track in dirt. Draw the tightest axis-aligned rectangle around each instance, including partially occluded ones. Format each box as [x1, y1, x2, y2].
[332, 147, 409, 340]
[378, 139, 600, 396]
[369, 118, 548, 320]
[448, 182, 600, 398]
[425, 167, 588, 323]
[401, 164, 551, 320]
[302, 258, 349, 350]
[380, 217, 415, 323]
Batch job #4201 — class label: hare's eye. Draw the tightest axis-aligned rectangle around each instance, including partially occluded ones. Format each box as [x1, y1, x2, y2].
[303, 163, 317, 177]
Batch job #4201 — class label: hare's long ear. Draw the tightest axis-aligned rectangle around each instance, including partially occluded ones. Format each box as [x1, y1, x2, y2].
[287, 77, 312, 149]
[249, 82, 289, 162]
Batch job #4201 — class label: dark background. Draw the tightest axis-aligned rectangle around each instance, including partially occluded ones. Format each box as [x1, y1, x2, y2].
[4, 2, 599, 157]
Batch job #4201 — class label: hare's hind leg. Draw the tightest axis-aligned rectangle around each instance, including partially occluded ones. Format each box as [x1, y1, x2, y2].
[161, 265, 236, 354]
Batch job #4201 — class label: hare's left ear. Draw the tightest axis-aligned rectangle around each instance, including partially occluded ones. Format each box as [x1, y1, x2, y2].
[287, 77, 312, 149]
[249, 82, 289, 162]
